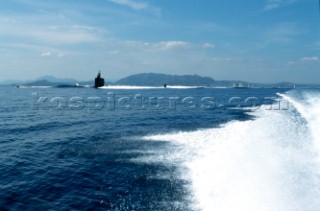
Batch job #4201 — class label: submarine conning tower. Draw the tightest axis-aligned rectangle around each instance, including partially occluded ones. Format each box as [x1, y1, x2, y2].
[94, 71, 105, 88]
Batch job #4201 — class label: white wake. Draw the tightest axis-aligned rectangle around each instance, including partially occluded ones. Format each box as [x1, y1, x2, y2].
[99, 85, 205, 90]
[139, 90, 320, 211]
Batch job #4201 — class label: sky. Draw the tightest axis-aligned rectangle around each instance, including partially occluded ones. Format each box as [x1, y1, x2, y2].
[0, 0, 319, 83]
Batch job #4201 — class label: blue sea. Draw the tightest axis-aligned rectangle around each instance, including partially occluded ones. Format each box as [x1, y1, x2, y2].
[1, 86, 320, 211]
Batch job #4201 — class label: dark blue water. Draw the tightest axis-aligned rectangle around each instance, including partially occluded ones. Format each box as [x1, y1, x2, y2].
[0, 86, 294, 210]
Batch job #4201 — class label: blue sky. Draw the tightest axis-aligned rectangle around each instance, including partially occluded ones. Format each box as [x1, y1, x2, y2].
[0, 0, 319, 83]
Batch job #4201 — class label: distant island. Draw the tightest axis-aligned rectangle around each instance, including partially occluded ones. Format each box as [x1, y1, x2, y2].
[1, 72, 319, 88]
[116, 73, 215, 86]
[116, 73, 302, 88]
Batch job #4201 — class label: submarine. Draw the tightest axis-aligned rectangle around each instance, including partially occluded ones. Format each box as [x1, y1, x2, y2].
[94, 71, 105, 88]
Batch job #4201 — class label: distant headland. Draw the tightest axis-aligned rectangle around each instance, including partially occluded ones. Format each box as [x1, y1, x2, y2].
[1, 72, 319, 88]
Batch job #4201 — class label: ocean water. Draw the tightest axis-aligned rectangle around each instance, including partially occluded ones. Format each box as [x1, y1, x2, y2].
[1, 86, 320, 210]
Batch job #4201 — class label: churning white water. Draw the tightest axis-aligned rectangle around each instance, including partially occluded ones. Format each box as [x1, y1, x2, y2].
[142, 90, 320, 211]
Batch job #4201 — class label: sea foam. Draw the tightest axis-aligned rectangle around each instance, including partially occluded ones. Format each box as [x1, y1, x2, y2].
[140, 90, 320, 211]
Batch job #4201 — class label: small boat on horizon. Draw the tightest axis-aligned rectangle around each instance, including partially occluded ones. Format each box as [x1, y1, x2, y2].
[232, 82, 249, 89]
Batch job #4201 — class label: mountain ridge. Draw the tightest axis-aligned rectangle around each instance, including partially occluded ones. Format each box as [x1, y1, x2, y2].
[1, 72, 317, 88]
[115, 73, 215, 86]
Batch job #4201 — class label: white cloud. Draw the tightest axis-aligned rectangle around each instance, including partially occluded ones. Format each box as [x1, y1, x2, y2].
[203, 43, 215, 49]
[108, 0, 148, 10]
[211, 57, 243, 63]
[41, 51, 66, 58]
[108, 0, 161, 15]
[142, 41, 190, 50]
[0, 15, 104, 45]
[287, 56, 319, 65]
[301, 56, 319, 62]
[158, 41, 189, 49]
[141, 41, 217, 52]
[41, 51, 52, 57]
[263, 0, 297, 11]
